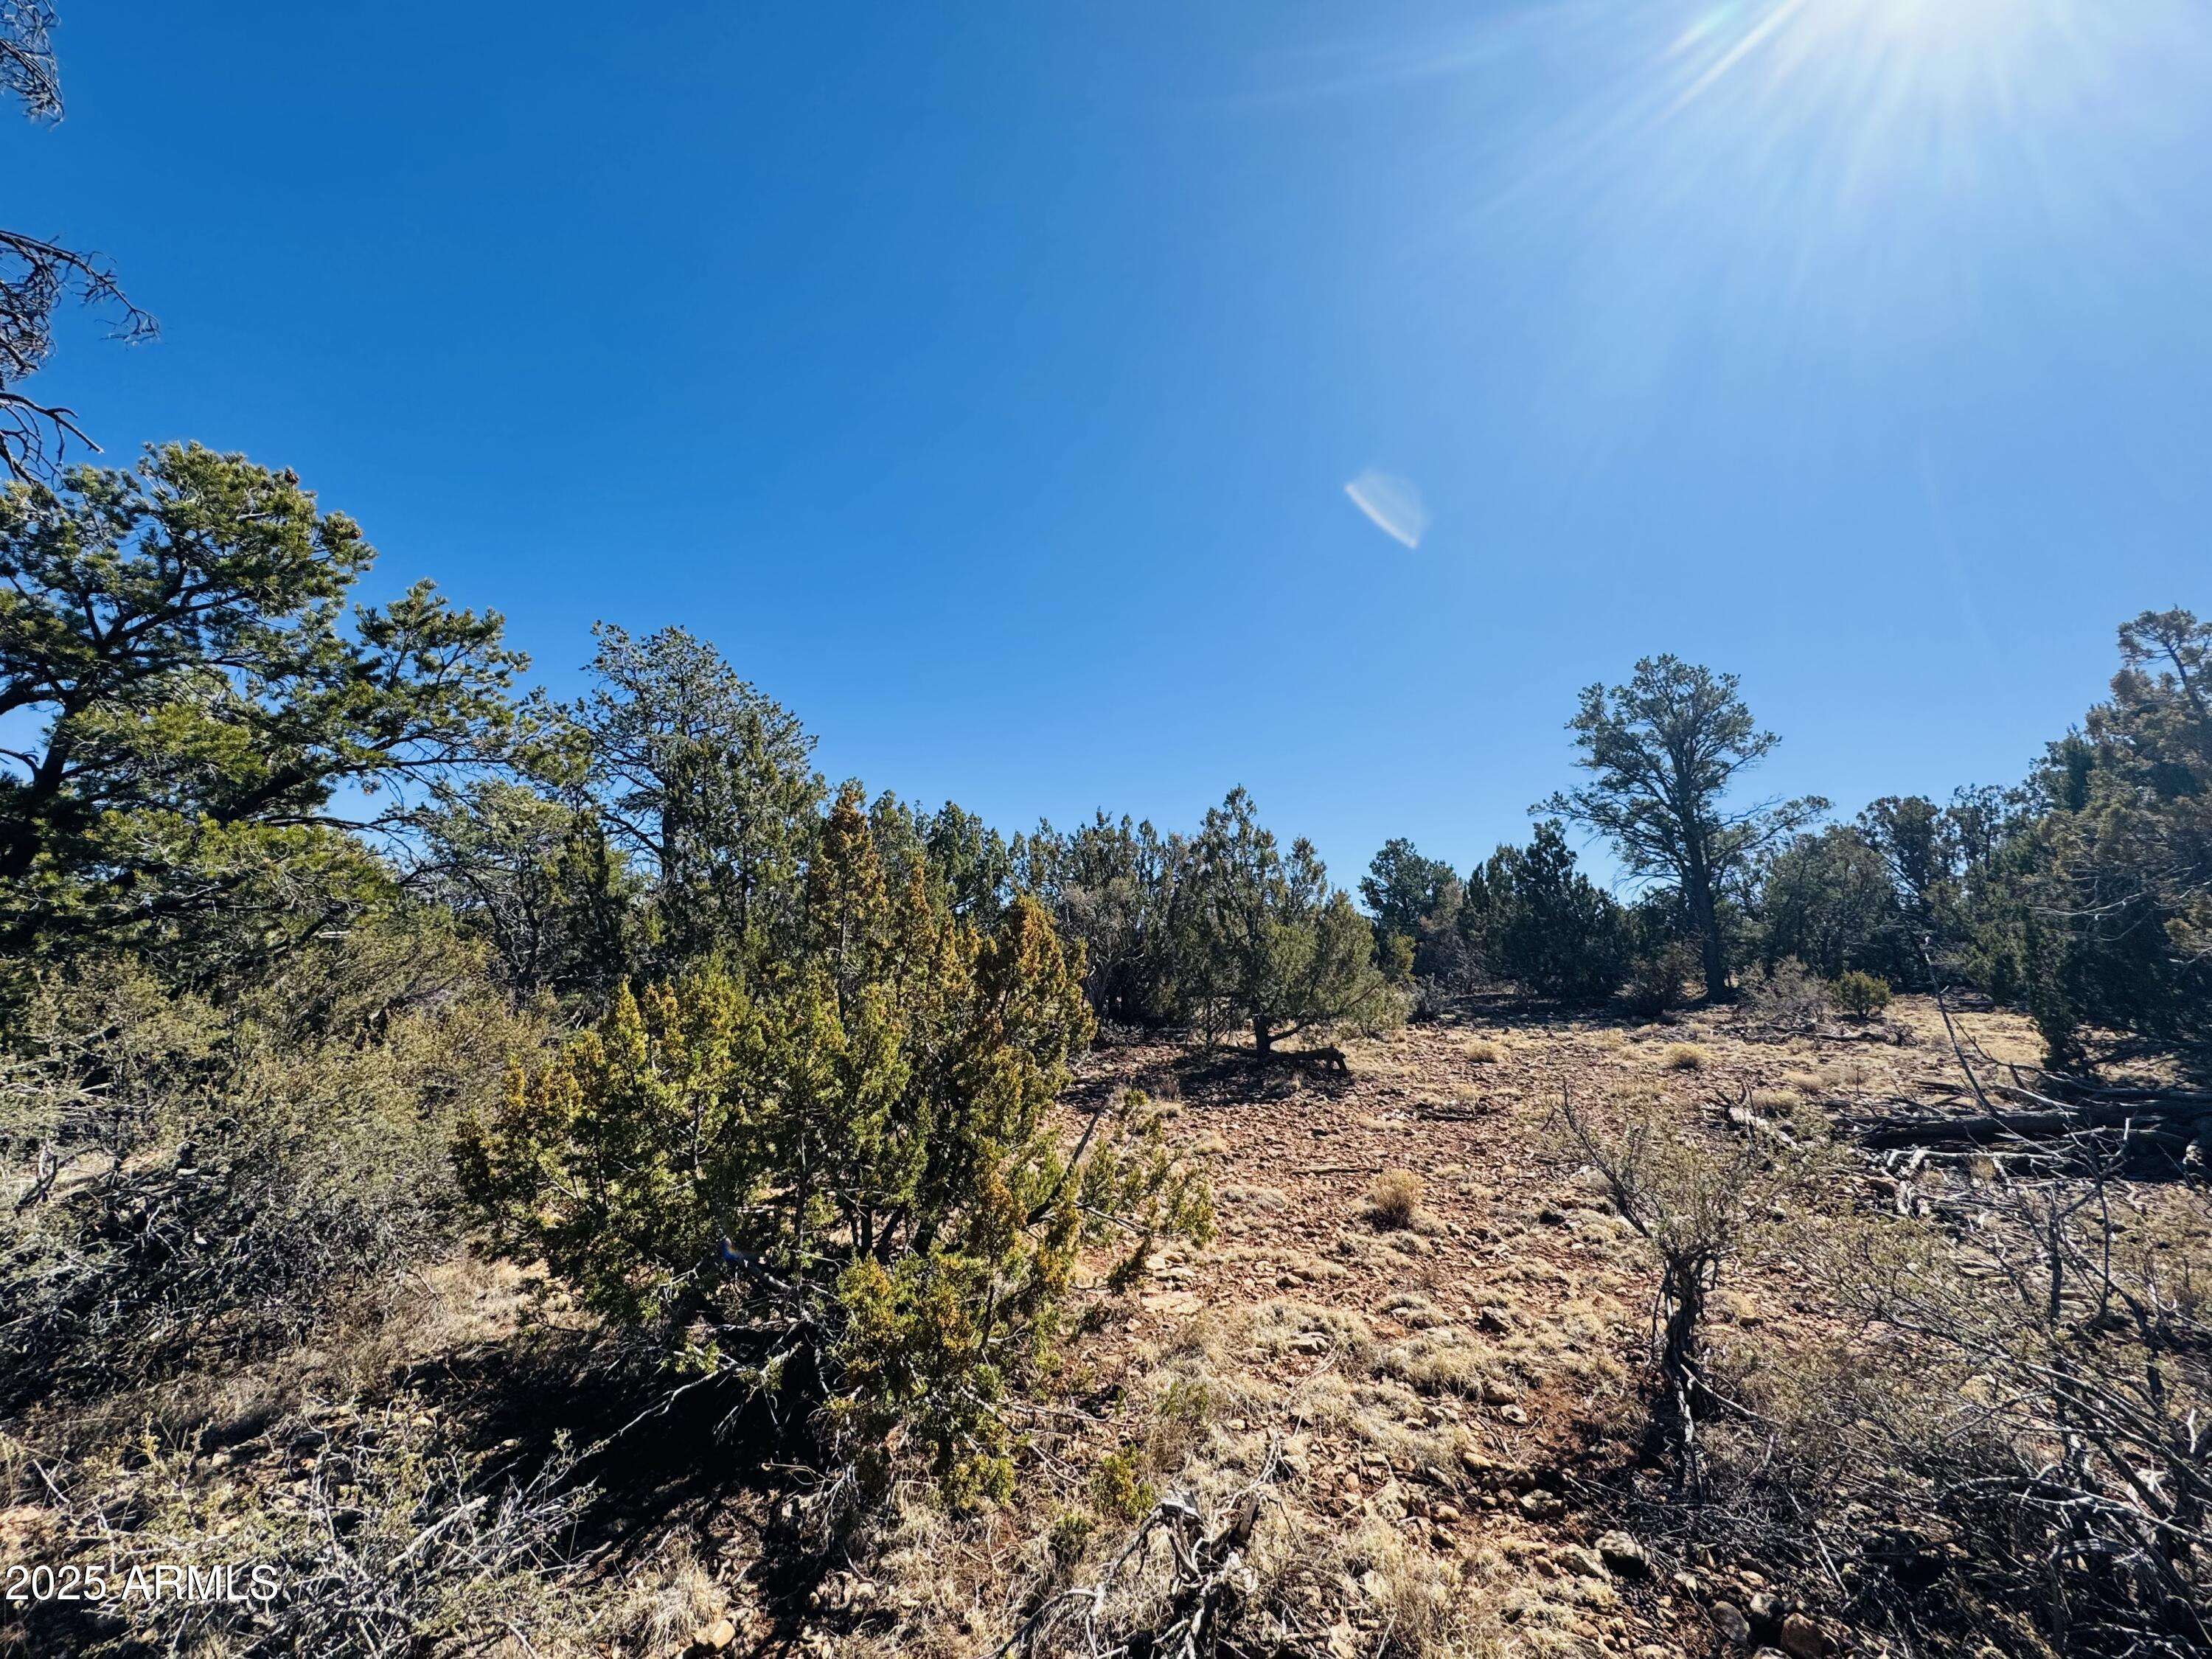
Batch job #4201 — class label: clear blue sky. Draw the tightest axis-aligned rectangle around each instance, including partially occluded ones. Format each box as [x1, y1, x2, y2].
[13, 1, 2211, 886]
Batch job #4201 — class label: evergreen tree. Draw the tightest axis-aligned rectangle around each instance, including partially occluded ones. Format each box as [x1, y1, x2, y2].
[1360, 836, 1468, 981]
[0, 445, 524, 965]
[1758, 825, 1911, 981]
[414, 779, 642, 1003]
[2007, 610, 2211, 1064]
[1017, 811, 1186, 1026]
[1540, 656, 1826, 1001]
[1175, 788, 1397, 1053]
[1485, 822, 1631, 1002]
[571, 625, 824, 968]
[1, 1, 156, 481]
[458, 782, 1207, 1503]
[1360, 838, 1459, 949]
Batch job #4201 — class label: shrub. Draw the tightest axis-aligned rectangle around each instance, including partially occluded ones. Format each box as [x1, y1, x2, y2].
[1662, 1043, 1709, 1072]
[1830, 969, 1893, 1020]
[1742, 956, 1828, 1029]
[1367, 1169, 1423, 1230]
[1407, 974, 1454, 1023]
[20, 1405, 586, 1657]
[1, 928, 531, 1411]
[1624, 939, 1699, 1017]
[1088, 1448, 1154, 1523]
[1557, 1091, 1822, 1486]
[1760, 1121, 2212, 1654]
[459, 786, 1211, 1506]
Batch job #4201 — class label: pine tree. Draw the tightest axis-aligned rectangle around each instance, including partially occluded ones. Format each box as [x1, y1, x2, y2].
[1540, 657, 1826, 1001]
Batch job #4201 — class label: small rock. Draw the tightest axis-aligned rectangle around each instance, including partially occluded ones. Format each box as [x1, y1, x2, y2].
[1517, 1489, 1565, 1520]
[1498, 1403, 1528, 1425]
[1781, 1613, 1834, 1658]
[692, 1616, 737, 1652]
[1481, 1378, 1520, 1405]
[1557, 1545, 1609, 1580]
[1596, 1531, 1651, 1579]
[1711, 1602, 1753, 1646]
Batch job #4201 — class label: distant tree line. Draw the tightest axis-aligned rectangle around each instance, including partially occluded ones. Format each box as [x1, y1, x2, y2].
[1351, 629, 2210, 1071]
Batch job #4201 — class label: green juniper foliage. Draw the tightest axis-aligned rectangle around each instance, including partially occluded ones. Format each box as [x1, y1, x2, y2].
[457, 784, 1210, 1504]
[1483, 822, 1632, 1003]
[1172, 787, 1400, 1054]
[569, 622, 825, 971]
[1999, 610, 2211, 1065]
[1829, 968, 1893, 1020]
[1757, 824, 1912, 982]
[1015, 811, 1187, 1026]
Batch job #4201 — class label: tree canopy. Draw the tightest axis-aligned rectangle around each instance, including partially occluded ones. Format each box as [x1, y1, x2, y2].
[1540, 655, 1826, 1000]
[1173, 787, 1397, 1053]
[0, 445, 524, 964]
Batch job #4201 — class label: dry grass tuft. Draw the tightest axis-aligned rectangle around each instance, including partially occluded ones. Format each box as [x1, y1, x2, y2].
[1368, 1169, 1425, 1229]
[1661, 1042, 1710, 1072]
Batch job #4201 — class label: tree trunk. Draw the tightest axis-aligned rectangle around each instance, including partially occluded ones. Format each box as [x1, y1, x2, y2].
[1686, 858, 1727, 1001]
[1252, 1017, 1273, 1054]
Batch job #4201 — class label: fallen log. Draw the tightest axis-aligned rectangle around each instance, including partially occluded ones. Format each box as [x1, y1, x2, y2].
[1847, 1105, 2207, 1155]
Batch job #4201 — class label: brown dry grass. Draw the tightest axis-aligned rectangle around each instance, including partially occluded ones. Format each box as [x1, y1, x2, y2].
[5, 992, 2070, 1659]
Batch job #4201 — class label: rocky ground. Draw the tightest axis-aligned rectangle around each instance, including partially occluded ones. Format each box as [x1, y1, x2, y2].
[1, 993, 2064, 1658]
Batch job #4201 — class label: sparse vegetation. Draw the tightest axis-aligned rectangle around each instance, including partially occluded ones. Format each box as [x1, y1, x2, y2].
[1557, 1086, 1823, 1486]
[0, 17, 2203, 1651]
[5, 512, 2203, 1653]
[1741, 956, 1829, 1029]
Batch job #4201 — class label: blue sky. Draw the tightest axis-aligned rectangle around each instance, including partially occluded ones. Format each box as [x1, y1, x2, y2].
[13, 1, 2211, 887]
